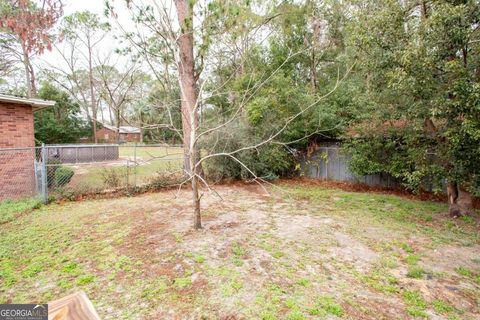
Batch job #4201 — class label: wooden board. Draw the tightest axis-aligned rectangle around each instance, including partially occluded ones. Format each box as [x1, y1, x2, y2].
[48, 291, 101, 320]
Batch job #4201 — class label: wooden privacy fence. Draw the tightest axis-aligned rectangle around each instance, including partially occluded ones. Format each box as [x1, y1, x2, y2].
[300, 144, 447, 192]
[300, 145, 401, 188]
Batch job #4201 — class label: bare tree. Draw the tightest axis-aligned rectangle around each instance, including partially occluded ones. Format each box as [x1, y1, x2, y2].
[107, 0, 350, 230]
[172, 0, 203, 228]
[96, 55, 144, 143]
[0, 0, 63, 97]
[0, 33, 21, 80]
[44, 11, 109, 143]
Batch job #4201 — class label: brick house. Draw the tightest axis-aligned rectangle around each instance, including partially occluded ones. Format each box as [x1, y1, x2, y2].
[0, 94, 55, 200]
[97, 124, 141, 143]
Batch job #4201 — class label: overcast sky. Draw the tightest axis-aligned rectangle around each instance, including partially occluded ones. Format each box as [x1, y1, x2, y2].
[40, 0, 133, 68]
[63, 0, 106, 17]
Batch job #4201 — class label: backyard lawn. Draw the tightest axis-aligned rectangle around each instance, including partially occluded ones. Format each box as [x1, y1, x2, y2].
[0, 183, 479, 319]
[62, 146, 183, 194]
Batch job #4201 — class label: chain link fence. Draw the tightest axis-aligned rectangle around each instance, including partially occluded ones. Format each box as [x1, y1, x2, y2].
[0, 144, 184, 204]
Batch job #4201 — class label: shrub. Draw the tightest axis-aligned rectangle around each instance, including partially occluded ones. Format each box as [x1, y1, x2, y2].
[204, 144, 295, 182]
[101, 168, 125, 189]
[147, 170, 183, 189]
[200, 117, 298, 182]
[46, 159, 62, 188]
[55, 166, 74, 187]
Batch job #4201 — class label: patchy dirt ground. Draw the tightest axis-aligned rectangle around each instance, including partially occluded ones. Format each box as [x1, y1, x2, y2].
[0, 183, 479, 319]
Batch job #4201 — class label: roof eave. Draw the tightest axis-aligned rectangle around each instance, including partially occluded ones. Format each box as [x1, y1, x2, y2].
[32, 104, 53, 112]
[0, 94, 55, 112]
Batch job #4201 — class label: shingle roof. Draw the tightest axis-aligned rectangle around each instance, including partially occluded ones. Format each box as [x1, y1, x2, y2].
[102, 124, 141, 134]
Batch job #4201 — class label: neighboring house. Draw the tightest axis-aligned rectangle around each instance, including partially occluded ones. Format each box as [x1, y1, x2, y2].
[0, 94, 55, 200]
[97, 124, 141, 143]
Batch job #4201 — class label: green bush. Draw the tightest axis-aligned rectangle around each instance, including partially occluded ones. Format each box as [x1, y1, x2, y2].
[55, 166, 74, 187]
[47, 160, 62, 188]
[201, 104, 307, 182]
[204, 144, 295, 182]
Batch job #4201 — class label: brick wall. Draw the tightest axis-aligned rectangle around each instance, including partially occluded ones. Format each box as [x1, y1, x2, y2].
[97, 128, 140, 143]
[0, 102, 35, 148]
[0, 149, 37, 200]
[0, 102, 36, 200]
[96, 127, 115, 143]
[120, 132, 140, 143]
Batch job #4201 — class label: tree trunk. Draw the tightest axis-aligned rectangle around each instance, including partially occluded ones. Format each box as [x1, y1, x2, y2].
[21, 42, 36, 97]
[92, 109, 98, 143]
[88, 43, 98, 143]
[175, 0, 198, 177]
[139, 112, 144, 144]
[100, 105, 105, 124]
[116, 108, 121, 144]
[190, 148, 202, 229]
[447, 182, 474, 217]
[175, 0, 202, 229]
[310, 16, 320, 91]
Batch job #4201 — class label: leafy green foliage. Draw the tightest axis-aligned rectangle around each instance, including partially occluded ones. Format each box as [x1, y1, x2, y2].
[204, 141, 295, 181]
[35, 82, 90, 144]
[54, 166, 74, 187]
[344, 0, 480, 194]
[201, 1, 349, 181]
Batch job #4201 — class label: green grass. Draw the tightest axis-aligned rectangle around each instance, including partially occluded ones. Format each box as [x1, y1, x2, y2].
[407, 266, 426, 279]
[432, 299, 455, 314]
[0, 197, 42, 224]
[232, 242, 246, 257]
[400, 243, 415, 254]
[76, 274, 96, 286]
[308, 296, 344, 317]
[356, 267, 400, 294]
[59, 146, 183, 194]
[405, 254, 421, 266]
[403, 290, 428, 318]
[403, 253, 426, 279]
[454, 266, 480, 285]
[0, 184, 478, 319]
[193, 255, 206, 264]
[120, 146, 183, 182]
[173, 277, 192, 289]
[287, 185, 478, 246]
[455, 266, 473, 277]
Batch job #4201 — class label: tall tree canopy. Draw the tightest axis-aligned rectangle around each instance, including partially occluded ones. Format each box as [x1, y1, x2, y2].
[345, 0, 480, 216]
[35, 82, 90, 144]
[0, 0, 63, 96]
